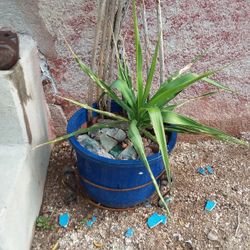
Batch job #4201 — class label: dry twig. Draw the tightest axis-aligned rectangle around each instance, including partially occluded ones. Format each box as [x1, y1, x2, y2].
[235, 210, 240, 236]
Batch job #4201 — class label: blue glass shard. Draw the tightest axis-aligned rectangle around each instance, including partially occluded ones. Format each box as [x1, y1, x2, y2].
[197, 167, 206, 175]
[59, 213, 70, 228]
[206, 165, 214, 174]
[125, 228, 134, 238]
[147, 212, 168, 228]
[205, 200, 217, 211]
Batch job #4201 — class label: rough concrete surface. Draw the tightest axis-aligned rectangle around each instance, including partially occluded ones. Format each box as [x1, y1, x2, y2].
[1, 0, 248, 135]
[0, 35, 51, 250]
[0, 0, 56, 57]
[32, 136, 249, 250]
[38, 0, 250, 135]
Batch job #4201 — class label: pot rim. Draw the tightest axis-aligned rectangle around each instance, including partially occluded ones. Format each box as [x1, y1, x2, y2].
[67, 108, 177, 166]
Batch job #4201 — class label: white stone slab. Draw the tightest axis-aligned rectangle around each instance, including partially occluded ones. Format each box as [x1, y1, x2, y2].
[0, 35, 51, 250]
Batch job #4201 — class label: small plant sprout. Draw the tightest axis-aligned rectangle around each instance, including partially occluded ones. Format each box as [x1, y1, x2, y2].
[36, 215, 54, 230]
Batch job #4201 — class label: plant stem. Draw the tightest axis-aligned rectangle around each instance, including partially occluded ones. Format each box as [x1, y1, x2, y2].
[103, 0, 117, 82]
[97, 0, 111, 99]
[156, 0, 165, 85]
[142, 0, 150, 74]
[88, 1, 107, 105]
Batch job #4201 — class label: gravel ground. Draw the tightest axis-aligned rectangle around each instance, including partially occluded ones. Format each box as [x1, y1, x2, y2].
[32, 136, 249, 250]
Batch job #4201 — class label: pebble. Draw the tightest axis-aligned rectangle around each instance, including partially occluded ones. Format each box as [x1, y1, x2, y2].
[143, 200, 152, 208]
[207, 230, 219, 241]
[158, 196, 173, 208]
[70, 232, 78, 243]
[145, 146, 153, 157]
[149, 143, 159, 153]
[173, 233, 183, 241]
[142, 137, 150, 147]
[185, 240, 193, 249]
[161, 179, 168, 186]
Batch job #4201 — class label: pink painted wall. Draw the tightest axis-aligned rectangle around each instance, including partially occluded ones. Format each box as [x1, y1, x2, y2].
[2, 0, 249, 137]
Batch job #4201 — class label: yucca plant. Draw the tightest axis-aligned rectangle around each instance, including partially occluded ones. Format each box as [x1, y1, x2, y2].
[38, 0, 247, 216]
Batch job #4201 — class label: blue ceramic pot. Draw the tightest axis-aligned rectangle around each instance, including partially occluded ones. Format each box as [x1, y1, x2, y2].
[67, 106, 177, 208]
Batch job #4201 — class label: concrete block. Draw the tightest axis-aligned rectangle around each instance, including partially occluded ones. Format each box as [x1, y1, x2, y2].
[0, 35, 50, 250]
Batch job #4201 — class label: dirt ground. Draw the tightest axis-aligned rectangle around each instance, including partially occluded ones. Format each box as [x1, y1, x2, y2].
[32, 136, 249, 250]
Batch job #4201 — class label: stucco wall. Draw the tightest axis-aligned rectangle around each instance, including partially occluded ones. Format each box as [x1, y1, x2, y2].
[1, 0, 249, 137]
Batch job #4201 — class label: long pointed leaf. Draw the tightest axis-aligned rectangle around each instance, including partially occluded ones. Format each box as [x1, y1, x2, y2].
[133, 0, 143, 109]
[168, 50, 209, 82]
[63, 35, 132, 114]
[168, 91, 220, 110]
[202, 77, 233, 92]
[142, 36, 160, 103]
[148, 71, 232, 108]
[34, 121, 122, 149]
[148, 72, 212, 107]
[128, 120, 171, 216]
[57, 96, 128, 122]
[147, 107, 172, 185]
[111, 80, 136, 109]
[162, 111, 248, 146]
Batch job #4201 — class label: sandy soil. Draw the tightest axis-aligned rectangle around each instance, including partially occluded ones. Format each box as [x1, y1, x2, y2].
[32, 137, 249, 250]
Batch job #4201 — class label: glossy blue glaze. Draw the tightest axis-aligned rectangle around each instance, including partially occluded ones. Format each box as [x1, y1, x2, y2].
[67, 107, 177, 208]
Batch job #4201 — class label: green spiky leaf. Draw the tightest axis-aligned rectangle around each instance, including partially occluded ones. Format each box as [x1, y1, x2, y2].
[162, 111, 248, 145]
[133, 0, 143, 109]
[34, 121, 123, 149]
[147, 107, 171, 185]
[142, 35, 160, 103]
[128, 120, 171, 216]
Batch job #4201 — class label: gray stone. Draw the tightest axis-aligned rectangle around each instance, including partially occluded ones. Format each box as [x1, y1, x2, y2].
[173, 233, 183, 241]
[96, 148, 115, 159]
[78, 134, 115, 159]
[207, 230, 219, 241]
[77, 134, 102, 154]
[109, 145, 123, 158]
[99, 128, 127, 142]
[118, 146, 137, 160]
[89, 128, 111, 140]
[185, 240, 193, 250]
[104, 128, 118, 137]
[158, 196, 173, 208]
[161, 180, 168, 186]
[100, 134, 118, 152]
[111, 129, 126, 142]
[88, 130, 98, 139]
[100, 128, 111, 134]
